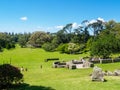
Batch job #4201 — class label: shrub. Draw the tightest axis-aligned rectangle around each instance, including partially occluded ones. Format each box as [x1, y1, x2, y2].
[0, 46, 3, 52]
[42, 42, 56, 51]
[6, 43, 15, 49]
[0, 64, 23, 89]
[57, 44, 69, 53]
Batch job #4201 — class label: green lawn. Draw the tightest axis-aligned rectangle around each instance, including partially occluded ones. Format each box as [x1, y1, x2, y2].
[1, 46, 120, 90]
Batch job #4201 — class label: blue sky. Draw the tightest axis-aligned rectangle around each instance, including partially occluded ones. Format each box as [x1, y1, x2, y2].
[0, 0, 120, 33]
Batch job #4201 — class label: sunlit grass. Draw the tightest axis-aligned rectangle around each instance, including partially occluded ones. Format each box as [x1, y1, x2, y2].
[0, 46, 120, 90]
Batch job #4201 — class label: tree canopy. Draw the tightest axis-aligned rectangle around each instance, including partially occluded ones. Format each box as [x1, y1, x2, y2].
[0, 64, 23, 89]
[0, 19, 120, 57]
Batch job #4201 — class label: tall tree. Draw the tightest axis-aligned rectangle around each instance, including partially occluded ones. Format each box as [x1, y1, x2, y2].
[90, 19, 105, 37]
[18, 33, 31, 48]
[63, 23, 73, 34]
[0, 32, 15, 50]
[28, 31, 51, 47]
[90, 20, 120, 58]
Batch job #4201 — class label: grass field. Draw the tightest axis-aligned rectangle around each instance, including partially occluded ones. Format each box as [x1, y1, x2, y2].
[1, 46, 120, 90]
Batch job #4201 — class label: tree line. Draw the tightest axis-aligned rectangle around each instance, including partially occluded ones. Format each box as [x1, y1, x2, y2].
[0, 19, 120, 58]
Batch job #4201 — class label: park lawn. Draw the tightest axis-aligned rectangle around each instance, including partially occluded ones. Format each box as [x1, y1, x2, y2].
[0, 46, 120, 90]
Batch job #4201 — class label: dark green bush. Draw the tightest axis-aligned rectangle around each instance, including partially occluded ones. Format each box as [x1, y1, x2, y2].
[57, 44, 69, 53]
[42, 43, 56, 52]
[0, 64, 23, 89]
[6, 43, 15, 49]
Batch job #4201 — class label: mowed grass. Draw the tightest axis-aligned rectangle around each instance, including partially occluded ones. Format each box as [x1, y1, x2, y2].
[1, 46, 120, 90]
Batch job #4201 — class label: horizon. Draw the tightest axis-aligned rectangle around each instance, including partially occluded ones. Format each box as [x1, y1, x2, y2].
[0, 0, 120, 33]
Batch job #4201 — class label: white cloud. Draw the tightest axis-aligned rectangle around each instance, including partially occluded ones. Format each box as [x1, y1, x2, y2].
[35, 25, 64, 33]
[72, 22, 77, 29]
[55, 25, 64, 29]
[46, 27, 54, 30]
[97, 17, 105, 22]
[20, 16, 28, 21]
[89, 19, 97, 24]
[87, 17, 105, 25]
[72, 22, 82, 29]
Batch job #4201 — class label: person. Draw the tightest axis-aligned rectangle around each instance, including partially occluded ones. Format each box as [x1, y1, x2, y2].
[21, 66, 24, 71]
[40, 65, 42, 69]
[25, 68, 28, 71]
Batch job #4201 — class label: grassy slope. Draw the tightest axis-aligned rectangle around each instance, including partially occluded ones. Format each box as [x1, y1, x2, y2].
[0, 46, 120, 90]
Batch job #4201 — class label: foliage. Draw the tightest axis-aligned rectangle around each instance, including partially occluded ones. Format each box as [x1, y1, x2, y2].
[0, 46, 2, 52]
[0, 64, 23, 89]
[89, 20, 120, 58]
[1, 19, 120, 57]
[28, 31, 51, 47]
[86, 37, 94, 49]
[56, 30, 70, 44]
[6, 43, 15, 49]
[18, 33, 31, 48]
[42, 42, 56, 52]
[87, 18, 105, 37]
[68, 43, 80, 54]
[57, 43, 80, 54]
[90, 32, 120, 58]
[57, 44, 69, 53]
[0, 32, 16, 50]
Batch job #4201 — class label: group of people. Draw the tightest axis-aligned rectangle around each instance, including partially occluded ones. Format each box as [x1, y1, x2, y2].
[20, 65, 42, 72]
[20, 66, 28, 72]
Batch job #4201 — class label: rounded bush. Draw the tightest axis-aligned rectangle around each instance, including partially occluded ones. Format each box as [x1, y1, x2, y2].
[0, 64, 23, 89]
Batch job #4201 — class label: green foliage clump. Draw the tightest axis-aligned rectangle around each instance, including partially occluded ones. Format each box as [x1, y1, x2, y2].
[90, 33, 120, 58]
[57, 44, 69, 53]
[0, 64, 23, 89]
[0, 33, 16, 51]
[28, 31, 51, 48]
[57, 43, 80, 54]
[6, 43, 15, 49]
[68, 43, 80, 54]
[42, 42, 56, 52]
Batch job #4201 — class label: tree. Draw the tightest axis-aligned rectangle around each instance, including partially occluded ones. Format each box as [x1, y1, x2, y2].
[57, 43, 80, 54]
[0, 64, 23, 89]
[56, 30, 69, 44]
[68, 43, 80, 54]
[0, 33, 9, 48]
[28, 31, 51, 47]
[90, 32, 120, 58]
[0, 32, 15, 50]
[63, 23, 73, 34]
[18, 35, 27, 48]
[80, 20, 90, 43]
[90, 20, 120, 58]
[42, 42, 56, 52]
[81, 28, 90, 43]
[18, 33, 31, 48]
[0, 46, 2, 52]
[57, 44, 69, 53]
[71, 26, 82, 43]
[105, 20, 116, 30]
[62, 23, 73, 42]
[89, 19, 105, 37]
[83, 18, 105, 38]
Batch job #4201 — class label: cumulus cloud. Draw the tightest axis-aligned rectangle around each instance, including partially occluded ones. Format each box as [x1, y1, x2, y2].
[97, 17, 105, 22]
[89, 19, 97, 24]
[55, 25, 64, 29]
[88, 17, 105, 25]
[72, 22, 82, 29]
[35, 25, 64, 33]
[20, 16, 28, 21]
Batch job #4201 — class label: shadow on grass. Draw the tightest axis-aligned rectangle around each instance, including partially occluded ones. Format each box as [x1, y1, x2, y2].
[10, 83, 56, 90]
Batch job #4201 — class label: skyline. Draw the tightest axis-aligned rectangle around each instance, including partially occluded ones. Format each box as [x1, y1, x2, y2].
[0, 0, 120, 33]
